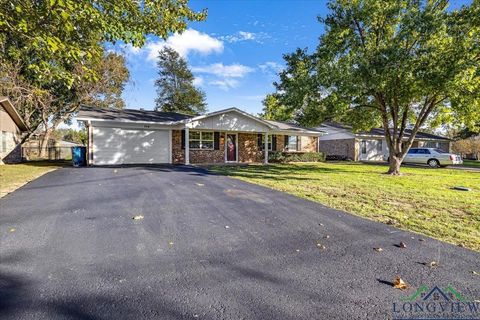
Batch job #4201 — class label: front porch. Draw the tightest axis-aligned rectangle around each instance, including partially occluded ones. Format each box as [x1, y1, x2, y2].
[172, 130, 319, 165]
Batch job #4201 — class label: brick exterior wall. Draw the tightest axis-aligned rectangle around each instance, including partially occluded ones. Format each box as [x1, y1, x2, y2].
[318, 138, 356, 160]
[190, 132, 225, 164]
[238, 133, 264, 163]
[172, 130, 185, 164]
[300, 136, 318, 152]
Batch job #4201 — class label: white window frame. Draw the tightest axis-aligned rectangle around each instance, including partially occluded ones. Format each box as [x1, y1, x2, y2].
[189, 131, 214, 150]
[287, 135, 298, 151]
[262, 134, 273, 151]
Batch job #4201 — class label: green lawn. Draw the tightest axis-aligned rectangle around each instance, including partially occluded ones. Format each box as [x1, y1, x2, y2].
[212, 162, 480, 251]
[0, 161, 64, 198]
[462, 159, 480, 168]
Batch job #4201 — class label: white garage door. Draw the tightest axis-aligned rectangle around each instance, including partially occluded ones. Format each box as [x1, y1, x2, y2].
[92, 127, 170, 165]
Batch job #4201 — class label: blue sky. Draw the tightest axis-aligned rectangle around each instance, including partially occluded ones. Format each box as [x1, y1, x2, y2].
[118, 0, 328, 116]
[115, 0, 471, 117]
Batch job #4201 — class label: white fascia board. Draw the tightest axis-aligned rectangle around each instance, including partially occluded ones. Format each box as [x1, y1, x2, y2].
[186, 107, 276, 129]
[76, 117, 185, 126]
[269, 130, 326, 136]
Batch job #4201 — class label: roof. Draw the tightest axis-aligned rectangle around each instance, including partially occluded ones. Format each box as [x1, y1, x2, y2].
[0, 97, 28, 131]
[320, 122, 450, 141]
[76, 107, 193, 124]
[265, 119, 325, 134]
[77, 106, 324, 135]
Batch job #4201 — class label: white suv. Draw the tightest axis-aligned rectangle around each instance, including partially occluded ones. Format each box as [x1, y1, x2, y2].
[402, 148, 463, 168]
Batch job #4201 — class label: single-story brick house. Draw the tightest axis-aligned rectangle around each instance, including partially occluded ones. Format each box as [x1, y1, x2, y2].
[76, 107, 325, 165]
[0, 97, 28, 164]
[317, 122, 451, 162]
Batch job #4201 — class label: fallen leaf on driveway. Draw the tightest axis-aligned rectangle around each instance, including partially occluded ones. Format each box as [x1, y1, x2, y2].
[398, 242, 407, 248]
[472, 271, 479, 276]
[373, 247, 383, 252]
[324, 235, 330, 239]
[132, 215, 144, 220]
[393, 277, 408, 290]
[316, 242, 326, 250]
[168, 241, 174, 246]
[386, 219, 397, 225]
[418, 238, 425, 242]
[196, 183, 204, 186]
[423, 261, 438, 268]
[225, 225, 230, 229]
[295, 249, 300, 252]
[113, 169, 118, 173]
[9, 228, 15, 232]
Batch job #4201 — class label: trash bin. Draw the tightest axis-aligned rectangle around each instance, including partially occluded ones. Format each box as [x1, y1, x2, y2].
[72, 146, 87, 167]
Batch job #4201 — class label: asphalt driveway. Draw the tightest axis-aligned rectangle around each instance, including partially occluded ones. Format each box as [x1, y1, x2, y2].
[0, 166, 478, 320]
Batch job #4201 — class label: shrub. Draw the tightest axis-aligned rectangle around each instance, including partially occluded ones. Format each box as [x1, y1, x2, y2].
[268, 151, 326, 163]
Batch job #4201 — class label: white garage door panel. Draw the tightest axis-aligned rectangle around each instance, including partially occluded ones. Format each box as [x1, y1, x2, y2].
[93, 127, 170, 164]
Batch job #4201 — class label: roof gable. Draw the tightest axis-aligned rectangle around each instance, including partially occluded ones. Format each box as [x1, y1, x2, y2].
[187, 108, 272, 132]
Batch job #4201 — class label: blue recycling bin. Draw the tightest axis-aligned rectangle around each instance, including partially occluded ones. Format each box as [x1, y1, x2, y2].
[72, 146, 86, 167]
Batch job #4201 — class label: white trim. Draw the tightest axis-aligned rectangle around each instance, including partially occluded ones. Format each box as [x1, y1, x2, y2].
[225, 132, 238, 163]
[76, 117, 184, 126]
[264, 132, 268, 164]
[185, 128, 190, 165]
[186, 107, 276, 129]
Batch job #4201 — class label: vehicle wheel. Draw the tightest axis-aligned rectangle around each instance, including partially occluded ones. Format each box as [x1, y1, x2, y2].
[427, 159, 440, 168]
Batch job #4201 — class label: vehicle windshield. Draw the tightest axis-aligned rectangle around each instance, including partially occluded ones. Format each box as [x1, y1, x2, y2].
[434, 149, 448, 154]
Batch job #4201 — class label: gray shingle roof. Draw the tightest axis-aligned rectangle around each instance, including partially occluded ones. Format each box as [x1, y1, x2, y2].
[265, 120, 325, 133]
[77, 107, 193, 123]
[322, 122, 450, 141]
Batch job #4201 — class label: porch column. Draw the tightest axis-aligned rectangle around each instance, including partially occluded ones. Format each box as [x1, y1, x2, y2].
[264, 132, 268, 164]
[185, 127, 190, 165]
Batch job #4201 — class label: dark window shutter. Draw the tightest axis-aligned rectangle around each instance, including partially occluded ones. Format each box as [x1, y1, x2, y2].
[272, 135, 277, 151]
[214, 132, 220, 150]
[284, 135, 289, 149]
[257, 134, 263, 150]
[181, 130, 185, 149]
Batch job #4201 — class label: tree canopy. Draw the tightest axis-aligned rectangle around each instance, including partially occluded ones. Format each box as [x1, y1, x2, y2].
[155, 47, 207, 115]
[0, 0, 206, 145]
[263, 0, 480, 174]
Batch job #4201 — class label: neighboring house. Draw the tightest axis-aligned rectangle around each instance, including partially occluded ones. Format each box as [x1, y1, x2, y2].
[317, 122, 451, 162]
[76, 107, 324, 165]
[0, 97, 28, 164]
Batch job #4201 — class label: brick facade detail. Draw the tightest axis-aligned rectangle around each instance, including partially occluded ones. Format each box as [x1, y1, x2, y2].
[238, 133, 264, 163]
[318, 138, 356, 160]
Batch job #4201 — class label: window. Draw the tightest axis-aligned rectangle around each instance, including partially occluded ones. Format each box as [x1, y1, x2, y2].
[262, 135, 273, 151]
[189, 131, 214, 150]
[376, 140, 383, 152]
[361, 140, 367, 154]
[434, 148, 448, 154]
[407, 149, 417, 154]
[288, 136, 298, 151]
[1, 131, 6, 153]
[416, 149, 430, 154]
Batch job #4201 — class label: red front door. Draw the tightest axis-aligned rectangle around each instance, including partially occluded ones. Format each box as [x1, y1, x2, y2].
[226, 134, 237, 162]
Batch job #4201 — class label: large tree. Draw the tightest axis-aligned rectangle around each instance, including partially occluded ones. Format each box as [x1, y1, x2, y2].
[0, 0, 206, 150]
[265, 0, 480, 175]
[155, 47, 207, 115]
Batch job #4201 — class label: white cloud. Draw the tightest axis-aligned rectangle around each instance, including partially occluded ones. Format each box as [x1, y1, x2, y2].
[192, 63, 254, 78]
[208, 79, 240, 91]
[193, 76, 204, 87]
[220, 31, 269, 43]
[145, 29, 223, 61]
[259, 61, 283, 74]
[192, 63, 254, 91]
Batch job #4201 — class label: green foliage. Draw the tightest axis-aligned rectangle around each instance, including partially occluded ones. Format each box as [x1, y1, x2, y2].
[268, 151, 325, 163]
[155, 47, 207, 115]
[52, 128, 87, 145]
[264, 0, 480, 174]
[261, 94, 292, 121]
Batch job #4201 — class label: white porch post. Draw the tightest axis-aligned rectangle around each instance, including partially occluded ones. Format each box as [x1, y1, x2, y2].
[264, 132, 268, 164]
[185, 127, 190, 165]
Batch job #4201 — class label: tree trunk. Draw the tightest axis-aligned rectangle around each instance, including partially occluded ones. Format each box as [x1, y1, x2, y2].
[39, 129, 52, 158]
[387, 156, 402, 175]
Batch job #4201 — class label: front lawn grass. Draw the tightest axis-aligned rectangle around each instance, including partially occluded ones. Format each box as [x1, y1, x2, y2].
[0, 161, 64, 198]
[211, 162, 480, 251]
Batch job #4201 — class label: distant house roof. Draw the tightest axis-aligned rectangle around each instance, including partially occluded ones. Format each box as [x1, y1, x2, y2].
[0, 97, 28, 131]
[76, 107, 193, 124]
[265, 119, 325, 134]
[321, 122, 450, 141]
